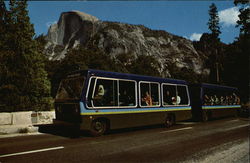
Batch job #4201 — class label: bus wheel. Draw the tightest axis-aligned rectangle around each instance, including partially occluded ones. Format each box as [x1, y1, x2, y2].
[90, 120, 107, 136]
[165, 114, 175, 128]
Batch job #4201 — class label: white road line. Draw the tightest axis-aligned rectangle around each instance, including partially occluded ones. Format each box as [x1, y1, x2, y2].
[0, 146, 64, 158]
[225, 124, 249, 131]
[228, 119, 239, 122]
[177, 122, 198, 125]
[160, 127, 193, 134]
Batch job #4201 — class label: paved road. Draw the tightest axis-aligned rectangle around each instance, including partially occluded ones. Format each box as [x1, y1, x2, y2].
[0, 118, 249, 163]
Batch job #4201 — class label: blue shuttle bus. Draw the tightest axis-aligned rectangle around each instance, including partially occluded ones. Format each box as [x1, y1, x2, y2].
[54, 69, 192, 136]
[54, 69, 241, 136]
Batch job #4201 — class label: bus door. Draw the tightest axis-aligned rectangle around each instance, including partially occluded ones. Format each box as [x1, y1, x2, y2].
[55, 76, 85, 123]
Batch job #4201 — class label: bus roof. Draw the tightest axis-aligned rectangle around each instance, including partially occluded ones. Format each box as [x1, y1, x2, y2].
[200, 83, 238, 91]
[69, 69, 188, 85]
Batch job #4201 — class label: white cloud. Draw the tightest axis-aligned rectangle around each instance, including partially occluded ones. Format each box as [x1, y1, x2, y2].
[219, 7, 240, 27]
[189, 33, 202, 41]
[183, 36, 188, 39]
[46, 21, 57, 28]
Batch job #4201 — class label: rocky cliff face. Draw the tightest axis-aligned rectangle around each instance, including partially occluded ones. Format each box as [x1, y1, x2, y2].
[46, 11, 99, 60]
[45, 10, 209, 77]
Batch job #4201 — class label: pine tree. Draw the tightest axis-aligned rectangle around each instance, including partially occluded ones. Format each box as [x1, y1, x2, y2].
[0, 0, 7, 48]
[0, 0, 53, 112]
[225, 0, 250, 103]
[234, 0, 250, 37]
[0, 0, 6, 31]
[206, 3, 223, 84]
[207, 3, 221, 40]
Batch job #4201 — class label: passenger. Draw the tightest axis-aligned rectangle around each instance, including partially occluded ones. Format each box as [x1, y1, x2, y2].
[210, 96, 215, 105]
[172, 95, 181, 105]
[225, 96, 230, 105]
[220, 96, 225, 105]
[204, 94, 210, 105]
[165, 91, 173, 105]
[142, 91, 152, 106]
[93, 85, 105, 106]
[120, 90, 133, 106]
[232, 93, 240, 105]
[177, 95, 181, 105]
[236, 96, 241, 105]
[214, 95, 219, 105]
[94, 85, 105, 99]
[229, 95, 233, 105]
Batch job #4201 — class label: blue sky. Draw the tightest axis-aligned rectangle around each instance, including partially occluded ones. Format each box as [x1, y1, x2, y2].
[27, 1, 240, 44]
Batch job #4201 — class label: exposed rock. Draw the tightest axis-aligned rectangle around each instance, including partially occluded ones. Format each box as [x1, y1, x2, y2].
[46, 10, 99, 60]
[45, 10, 209, 77]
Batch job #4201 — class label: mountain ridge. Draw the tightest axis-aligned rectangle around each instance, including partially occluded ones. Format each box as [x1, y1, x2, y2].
[45, 10, 209, 78]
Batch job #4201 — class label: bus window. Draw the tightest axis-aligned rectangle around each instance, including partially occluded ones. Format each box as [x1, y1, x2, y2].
[119, 80, 136, 107]
[203, 87, 241, 106]
[56, 77, 85, 100]
[177, 85, 189, 105]
[162, 84, 176, 106]
[151, 83, 160, 106]
[140, 82, 160, 107]
[92, 78, 118, 107]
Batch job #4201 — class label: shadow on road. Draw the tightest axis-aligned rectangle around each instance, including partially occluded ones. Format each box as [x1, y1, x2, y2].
[106, 123, 187, 136]
[37, 124, 91, 138]
[37, 123, 186, 138]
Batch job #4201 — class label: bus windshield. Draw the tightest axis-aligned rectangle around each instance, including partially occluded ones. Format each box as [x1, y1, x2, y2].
[56, 77, 85, 101]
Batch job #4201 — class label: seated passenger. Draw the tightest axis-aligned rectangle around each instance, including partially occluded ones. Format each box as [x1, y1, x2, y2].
[228, 95, 233, 105]
[172, 96, 181, 105]
[204, 94, 210, 105]
[94, 85, 105, 99]
[165, 91, 173, 105]
[232, 93, 240, 105]
[93, 85, 105, 106]
[236, 96, 241, 105]
[220, 96, 225, 105]
[225, 96, 230, 105]
[210, 96, 215, 105]
[214, 95, 220, 105]
[119, 90, 134, 106]
[142, 91, 152, 106]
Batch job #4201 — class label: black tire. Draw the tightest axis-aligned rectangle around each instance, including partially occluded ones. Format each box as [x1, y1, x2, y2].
[90, 119, 107, 136]
[165, 114, 175, 128]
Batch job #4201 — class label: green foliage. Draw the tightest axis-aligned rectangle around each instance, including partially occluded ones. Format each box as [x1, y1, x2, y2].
[220, 0, 250, 103]
[47, 46, 118, 97]
[165, 61, 207, 84]
[0, 0, 53, 112]
[207, 3, 221, 39]
[222, 36, 250, 103]
[234, 0, 250, 37]
[34, 34, 47, 55]
[129, 55, 161, 77]
[203, 3, 225, 84]
[194, 33, 226, 84]
[115, 52, 134, 73]
[0, 0, 6, 46]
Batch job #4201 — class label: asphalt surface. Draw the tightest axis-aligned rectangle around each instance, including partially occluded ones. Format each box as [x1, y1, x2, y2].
[0, 117, 249, 163]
